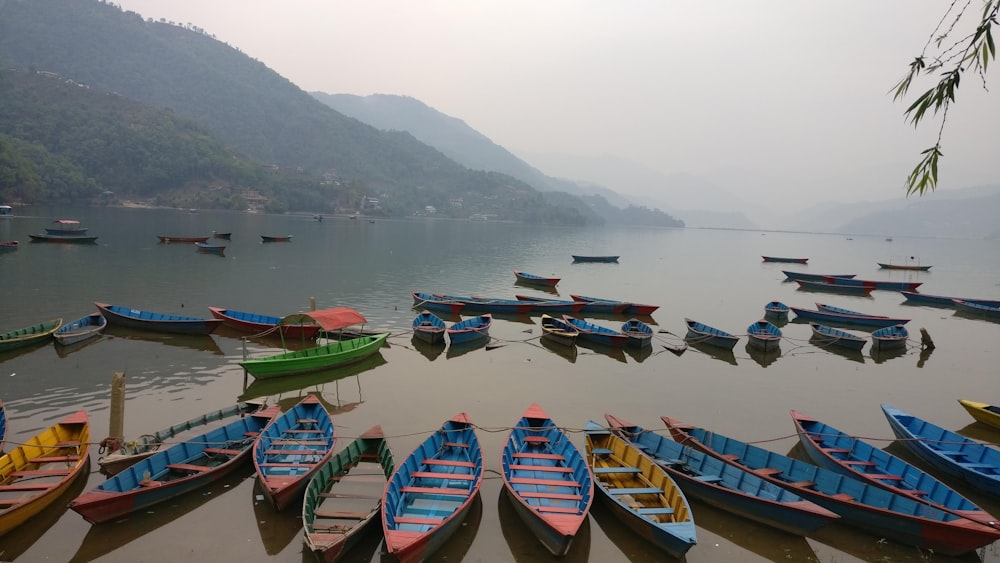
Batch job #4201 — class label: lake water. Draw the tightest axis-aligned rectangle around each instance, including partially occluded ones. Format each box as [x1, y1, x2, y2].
[1, 205, 999, 562]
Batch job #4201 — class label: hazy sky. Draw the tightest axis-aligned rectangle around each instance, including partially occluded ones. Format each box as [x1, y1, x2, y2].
[114, 1, 999, 211]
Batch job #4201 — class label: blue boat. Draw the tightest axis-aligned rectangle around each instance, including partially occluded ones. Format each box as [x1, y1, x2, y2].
[781, 270, 856, 282]
[434, 294, 535, 314]
[53, 312, 106, 346]
[763, 301, 789, 319]
[789, 306, 909, 328]
[746, 320, 781, 352]
[663, 417, 1000, 556]
[871, 325, 908, 349]
[412, 310, 446, 345]
[584, 421, 697, 558]
[882, 404, 1000, 497]
[571, 255, 619, 263]
[570, 294, 659, 315]
[901, 291, 1000, 308]
[515, 295, 606, 314]
[95, 302, 222, 335]
[954, 299, 1000, 321]
[513, 270, 560, 287]
[501, 403, 592, 556]
[620, 318, 654, 348]
[605, 414, 839, 536]
[683, 318, 738, 350]
[254, 394, 337, 511]
[382, 413, 483, 563]
[194, 242, 226, 255]
[822, 277, 922, 292]
[790, 410, 998, 528]
[539, 314, 579, 346]
[815, 303, 888, 317]
[562, 316, 628, 348]
[795, 279, 875, 295]
[808, 323, 867, 351]
[410, 291, 466, 314]
[68, 405, 281, 523]
[446, 314, 492, 345]
[0, 398, 6, 452]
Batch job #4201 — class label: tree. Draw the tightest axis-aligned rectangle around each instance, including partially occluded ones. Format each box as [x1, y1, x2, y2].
[893, 1, 998, 196]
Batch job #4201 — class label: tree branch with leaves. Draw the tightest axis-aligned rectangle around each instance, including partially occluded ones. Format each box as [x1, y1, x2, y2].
[893, 0, 997, 195]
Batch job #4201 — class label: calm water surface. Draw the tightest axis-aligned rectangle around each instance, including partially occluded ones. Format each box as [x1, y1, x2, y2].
[1, 206, 999, 562]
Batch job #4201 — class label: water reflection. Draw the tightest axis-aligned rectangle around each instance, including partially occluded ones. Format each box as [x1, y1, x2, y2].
[445, 340, 489, 359]
[869, 346, 908, 364]
[513, 280, 560, 295]
[687, 341, 738, 366]
[685, 497, 819, 562]
[538, 336, 578, 363]
[253, 478, 302, 555]
[238, 354, 385, 402]
[410, 334, 445, 361]
[103, 326, 224, 355]
[53, 334, 106, 358]
[624, 344, 653, 363]
[0, 457, 89, 561]
[746, 343, 781, 367]
[575, 340, 627, 363]
[213, 324, 319, 351]
[68, 465, 248, 562]
[807, 336, 865, 364]
[587, 498, 669, 562]
[498, 487, 590, 562]
[0, 339, 52, 363]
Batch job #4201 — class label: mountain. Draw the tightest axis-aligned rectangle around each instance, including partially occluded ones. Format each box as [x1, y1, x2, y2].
[0, 0, 590, 224]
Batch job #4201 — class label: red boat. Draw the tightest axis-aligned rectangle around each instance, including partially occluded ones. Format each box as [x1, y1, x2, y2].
[157, 235, 209, 243]
[514, 270, 560, 287]
[208, 307, 321, 339]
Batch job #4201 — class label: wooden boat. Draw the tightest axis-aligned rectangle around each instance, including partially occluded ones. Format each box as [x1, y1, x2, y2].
[871, 324, 908, 349]
[539, 314, 579, 346]
[822, 276, 923, 292]
[517, 295, 621, 314]
[97, 401, 267, 475]
[571, 255, 619, 263]
[0, 205, 11, 218]
[261, 235, 293, 242]
[410, 291, 466, 314]
[663, 416, 1000, 556]
[434, 294, 535, 314]
[254, 395, 336, 511]
[584, 421, 696, 558]
[605, 414, 839, 536]
[882, 404, 1000, 497]
[762, 256, 808, 263]
[157, 235, 209, 243]
[211, 231, 232, 239]
[954, 299, 1000, 320]
[0, 241, 17, 252]
[781, 270, 856, 282]
[570, 294, 659, 315]
[815, 302, 888, 317]
[808, 323, 867, 351]
[96, 302, 221, 335]
[53, 313, 106, 346]
[240, 333, 387, 379]
[412, 310, 446, 344]
[194, 242, 226, 255]
[69, 406, 280, 523]
[562, 316, 628, 348]
[901, 291, 1000, 307]
[795, 279, 875, 295]
[620, 318, 653, 348]
[446, 314, 492, 345]
[513, 270, 560, 287]
[0, 318, 62, 352]
[763, 301, 789, 318]
[746, 319, 781, 352]
[789, 306, 910, 328]
[29, 221, 98, 243]
[790, 410, 999, 528]
[208, 307, 322, 339]
[382, 413, 483, 563]
[958, 399, 1000, 431]
[0, 410, 90, 536]
[878, 262, 931, 271]
[303, 425, 395, 563]
[683, 318, 738, 350]
[501, 404, 593, 556]
[28, 232, 98, 243]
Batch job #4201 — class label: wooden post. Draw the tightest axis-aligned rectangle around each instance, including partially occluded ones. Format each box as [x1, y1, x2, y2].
[109, 371, 126, 441]
[919, 328, 935, 350]
[310, 296, 317, 311]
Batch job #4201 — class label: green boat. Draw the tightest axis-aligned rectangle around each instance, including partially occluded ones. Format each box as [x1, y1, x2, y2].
[0, 318, 62, 352]
[238, 307, 387, 379]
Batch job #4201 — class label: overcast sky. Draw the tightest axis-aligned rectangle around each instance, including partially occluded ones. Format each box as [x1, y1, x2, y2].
[114, 1, 999, 211]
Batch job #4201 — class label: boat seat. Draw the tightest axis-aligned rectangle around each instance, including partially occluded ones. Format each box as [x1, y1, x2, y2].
[866, 474, 904, 481]
[789, 481, 815, 488]
[443, 442, 469, 448]
[424, 459, 475, 468]
[27, 455, 80, 464]
[311, 524, 352, 533]
[522, 436, 549, 444]
[636, 507, 675, 515]
[412, 471, 475, 481]
[831, 493, 854, 501]
[0, 482, 56, 491]
[11, 468, 72, 477]
[167, 463, 212, 473]
[590, 448, 613, 456]
[518, 491, 583, 501]
[393, 516, 445, 525]
[514, 452, 564, 461]
[297, 419, 319, 425]
[841, 460, 876, 466]
[271, 440, 328, 446]
[534, 505, 582, 514]
[509, 465, 573, 473]
[400, 486, 468, 496]
[753, 468, 782, 477]
[510, 477, 579, 487]
[139, 480, 164, 487]
[822, 447, 850, 454]
[607, 487, 662, 495]
[319, 492, 380, 499]
[720, 454, 740, 461]
[694, 475, 722, 483]
[313, 509, 370, 520]
[265, 449, 320, 456]
[593, 467, 641, 474]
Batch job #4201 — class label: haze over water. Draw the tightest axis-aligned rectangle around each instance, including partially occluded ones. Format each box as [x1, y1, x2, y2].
[1, 205, 999, 562]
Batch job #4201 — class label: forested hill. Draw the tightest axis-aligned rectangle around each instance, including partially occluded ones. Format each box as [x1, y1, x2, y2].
[0, 0, 593, 224]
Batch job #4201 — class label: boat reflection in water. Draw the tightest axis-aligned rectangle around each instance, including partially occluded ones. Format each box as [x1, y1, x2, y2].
[498, 488, 590, 562]
[103, 325, 224, 355]
[808, 336, 865, 364]
[575, 340, 627, 364]
[688, 341, 738, 366]
[68, 464, 246, 562]
[411, 334, 445, 361]
[252, 478, 302, 556]
[445, 339, 489, 359]
[746, 343, 781, 368]
[0, 458, 89, 561]
[53, 333, 106, 358]
[587, 497, 672, 563]
[870, 346, 908, 365]
[683, 497, 819, 563]
[238, 353, 386, 402]
[538, 335, 578, 363]
[624, 343, 653, 363]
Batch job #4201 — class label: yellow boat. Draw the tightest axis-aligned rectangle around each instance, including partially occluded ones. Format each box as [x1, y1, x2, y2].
[958, 400, 1000, 431]
[0, 410, 90, 536]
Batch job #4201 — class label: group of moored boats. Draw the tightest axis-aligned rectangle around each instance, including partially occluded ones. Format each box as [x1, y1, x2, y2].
[5, 398, 1000, 558]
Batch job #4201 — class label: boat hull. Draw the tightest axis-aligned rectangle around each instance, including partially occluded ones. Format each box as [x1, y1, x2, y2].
[571, 255, 619, 263]
[790, 307, 909, 328]
[239, 333, 388, 379]
[412, 311, 446, 345]
[563, 316, 627, 348]
[958, 399, 1000, 431]
[208, 307, 321, 339]
[684, 318, 738, 350]
[96, 302, 221, 335]
[53, 313, 106, 346]
[446, 315, 492, 345]
[762, 256, 808, 263]
[809, 323, 866, 350]
[0, 319, 62, 352]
